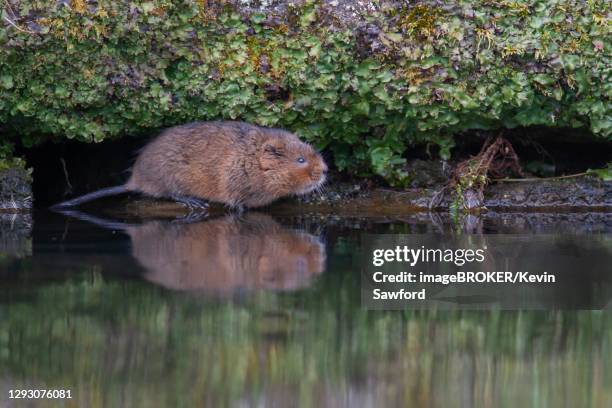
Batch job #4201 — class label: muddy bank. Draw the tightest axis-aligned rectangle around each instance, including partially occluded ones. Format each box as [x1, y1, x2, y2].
[289, 175, 612, 212]
[78, 174, 611, 221]
[57, 202, 612, 236]
[7, 149, 611, 215]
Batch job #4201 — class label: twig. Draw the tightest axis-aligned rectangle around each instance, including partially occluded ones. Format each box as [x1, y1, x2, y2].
[2, 14, 35, 34]
[60, 157, 74, 194]
[493, 172, 588, 182]
[2, 0, 37, 34]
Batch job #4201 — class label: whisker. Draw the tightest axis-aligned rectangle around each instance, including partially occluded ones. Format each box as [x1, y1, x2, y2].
[319, 184, 328, 196]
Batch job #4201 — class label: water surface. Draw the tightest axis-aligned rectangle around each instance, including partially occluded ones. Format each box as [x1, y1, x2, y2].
[0, 210, 611, 407]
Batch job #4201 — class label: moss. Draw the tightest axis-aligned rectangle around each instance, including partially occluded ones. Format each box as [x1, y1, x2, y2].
[0, 141, 32, 210]
[0, 0, 610, 186]
[397, 4, 440, 37]
[0, 156, 29, 175]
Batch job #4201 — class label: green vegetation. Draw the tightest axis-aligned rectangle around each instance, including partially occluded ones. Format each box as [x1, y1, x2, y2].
[0, 141, 31, 210]
[0, 142, 24, 170]
[588, 162, 612, 181]
[0, 0, 610, 184]
[1, 268, 611, 406]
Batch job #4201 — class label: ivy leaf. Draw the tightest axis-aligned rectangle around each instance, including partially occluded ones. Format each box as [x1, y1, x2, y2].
[141, 2, 155, 14]
[370, 146, 393, 171]
[250, 13, 266, 24]
[353, 100, 370, 116]
[533, 74, 554, 86]
[0, 75, 13, 90]
[355, 60, 380, 77]
[454, 91, 478, 109]
[382, 32, 403, 43]
[373, 85, 391, 104]
[300, 5, 317, 27]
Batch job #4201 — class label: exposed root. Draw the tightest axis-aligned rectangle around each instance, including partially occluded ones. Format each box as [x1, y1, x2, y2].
[430, 136, 523, 211]
[60, 157, 73, 196]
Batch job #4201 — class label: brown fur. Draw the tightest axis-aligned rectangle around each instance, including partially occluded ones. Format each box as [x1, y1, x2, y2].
[129, 213, 326, 293]
[125, 121, 327, 208]
[53, 121, 327, 209]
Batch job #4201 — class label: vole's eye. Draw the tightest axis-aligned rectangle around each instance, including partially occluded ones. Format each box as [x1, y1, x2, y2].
[297, 157, 306, 164]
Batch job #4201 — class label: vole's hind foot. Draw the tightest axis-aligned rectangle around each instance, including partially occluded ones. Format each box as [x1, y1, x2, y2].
[170, 195, 210, 224]
[172, 210, 210, 224]
[171, 195, 210, 210]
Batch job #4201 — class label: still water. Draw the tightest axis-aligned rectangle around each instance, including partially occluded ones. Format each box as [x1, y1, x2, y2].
[0, 209, 611, 407]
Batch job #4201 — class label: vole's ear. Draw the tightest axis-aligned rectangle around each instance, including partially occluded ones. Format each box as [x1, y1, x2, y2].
[264, 144, 278, 155]
[259, 139, 284, 170]
[262, 138, 285, 157]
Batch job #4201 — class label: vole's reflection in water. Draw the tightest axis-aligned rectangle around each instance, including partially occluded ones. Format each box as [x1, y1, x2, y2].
[62, 211, 326, 295]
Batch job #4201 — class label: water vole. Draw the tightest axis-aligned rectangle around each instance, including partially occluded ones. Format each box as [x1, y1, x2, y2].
[52, 121, 328, 209]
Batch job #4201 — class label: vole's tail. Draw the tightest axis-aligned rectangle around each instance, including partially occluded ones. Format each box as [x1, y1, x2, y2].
[50, 185, 128, 209]
[52, 209, 131, 231]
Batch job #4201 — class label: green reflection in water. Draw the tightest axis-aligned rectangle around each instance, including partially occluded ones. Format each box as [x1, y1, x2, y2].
[1, 211, 611, 407]
[1, 269, 611, 407]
